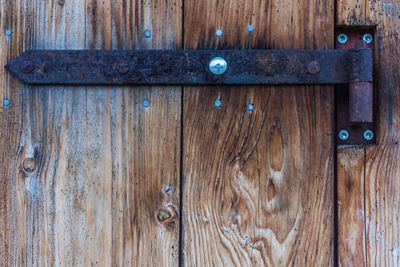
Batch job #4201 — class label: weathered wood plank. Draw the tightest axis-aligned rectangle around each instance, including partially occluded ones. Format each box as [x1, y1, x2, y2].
[337, 148, 366, 266]
[337, 1, 400, 266]
[182, 0, 335, 265]
[0, 0, 181, 266]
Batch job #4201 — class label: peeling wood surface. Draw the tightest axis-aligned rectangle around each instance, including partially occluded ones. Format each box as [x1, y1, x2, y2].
[0, 0, 181, 266]
[337, 0, 400, 266]
[182, 0, 335, 265]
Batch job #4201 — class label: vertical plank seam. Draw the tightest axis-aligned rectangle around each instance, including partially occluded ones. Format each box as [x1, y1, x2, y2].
[179, 0, 185, 265]
[363, 146, 368, 267]
[179, 88, 184, 267]
[333, 105, 339, 267]
[334, 1, 339, 265]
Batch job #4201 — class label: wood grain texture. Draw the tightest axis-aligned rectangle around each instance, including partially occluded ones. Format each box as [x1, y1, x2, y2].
[182, 0, 335, 265]
[337, 148, 366, 266]
[336, 0, 377, 26]
[0, 0, 181, 266]
[337, 1, 400, 266]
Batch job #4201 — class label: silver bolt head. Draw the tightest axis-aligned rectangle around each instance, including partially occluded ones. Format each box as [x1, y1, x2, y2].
[144, 30, 151, 38]
[209, 57, 228, 75]
[337, 33, 348, 44]
[214, 99, 222, 107]
[247, 103, 254, 111]
[338, 129, 349, 141]
[362, 33, 373, 44]
[216, 29, 223, 37]
[5, 29, 12, 36]
[247, 25, 254, 32]
[363, 130, 374, 141]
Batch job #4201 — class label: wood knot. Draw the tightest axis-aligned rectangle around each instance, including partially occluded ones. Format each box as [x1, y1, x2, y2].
[22, 158, 37, 173]
[156, 206, 177, 229]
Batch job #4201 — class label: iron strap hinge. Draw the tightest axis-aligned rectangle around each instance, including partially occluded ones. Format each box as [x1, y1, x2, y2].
[5, 49, 372, 85]
[5, 47, 375, 146]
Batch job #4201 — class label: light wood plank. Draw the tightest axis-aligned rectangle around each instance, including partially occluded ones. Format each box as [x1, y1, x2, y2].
[337, 148, 366, 266]
[0, 0, 181, 266]
[182, 0, 335, 265]
[337, 0, 400, 266]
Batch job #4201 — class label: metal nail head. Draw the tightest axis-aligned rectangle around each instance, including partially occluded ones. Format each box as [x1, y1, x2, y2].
[338, 129, 349, 141]
[214, 99, 222, 107]
[117, 62, 130, 74]
[247, 25, 254, 32]
[5, 29, 12, 36]
[3, 98, 10, 107]
[363, 130, 374, 141]
[143, 99, 150, 108]
[337, 33, 348, 44]
[20, 60, 34, 74]
[247, 103, 254, 111]
[362, 33, 373, 44]
[209, 57, 227, 75]
[307, 61, 321, 75]
[144, 30, 151, 38]
[216, 29, 223, 37]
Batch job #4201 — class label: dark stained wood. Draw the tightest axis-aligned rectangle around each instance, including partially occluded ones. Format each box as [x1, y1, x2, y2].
[337, 0, 400, 266]
[182, 0, 335, 265]
[0, 0, 181, 266]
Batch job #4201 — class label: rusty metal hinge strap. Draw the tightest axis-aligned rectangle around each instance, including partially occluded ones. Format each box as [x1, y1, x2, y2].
[5, 49, 372, 85]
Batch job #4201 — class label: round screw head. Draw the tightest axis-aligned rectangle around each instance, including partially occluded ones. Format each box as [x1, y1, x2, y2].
[143, 99, 150, 108]
[247, 103, 254, 111]
[117, 62, 130, 74]
[209, 57, 228, 75]
[362, 33, 373, 44]
[363, 130, 374, 141]
[20, 60, 34, 74]
[23, 158, 37, 173]
[337, 33, 348, 44]
[214, 99, 222, 107]
[3, 98, 10, 107]
[307, 61, 321, 75]
[216, 29, 223, 37]
[247, 25, 254, 32]
[338, 129, 349, 141]
[144, 30, 151, 38]
[5, 29, 12, 36]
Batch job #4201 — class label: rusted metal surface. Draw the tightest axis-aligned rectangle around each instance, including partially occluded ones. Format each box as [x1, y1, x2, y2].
[5, 49, 372, 85]
[336, 28, 375, 146]
[349, 82, 373, 124]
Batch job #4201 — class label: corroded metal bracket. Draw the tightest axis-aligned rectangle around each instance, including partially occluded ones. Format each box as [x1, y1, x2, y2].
[336, 28, 375, 146]
[6, 49, 372, 85]
[5, 45, 374, 146]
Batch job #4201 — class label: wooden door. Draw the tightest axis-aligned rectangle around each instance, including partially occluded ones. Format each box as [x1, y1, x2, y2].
[0, 0, 398, 267]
